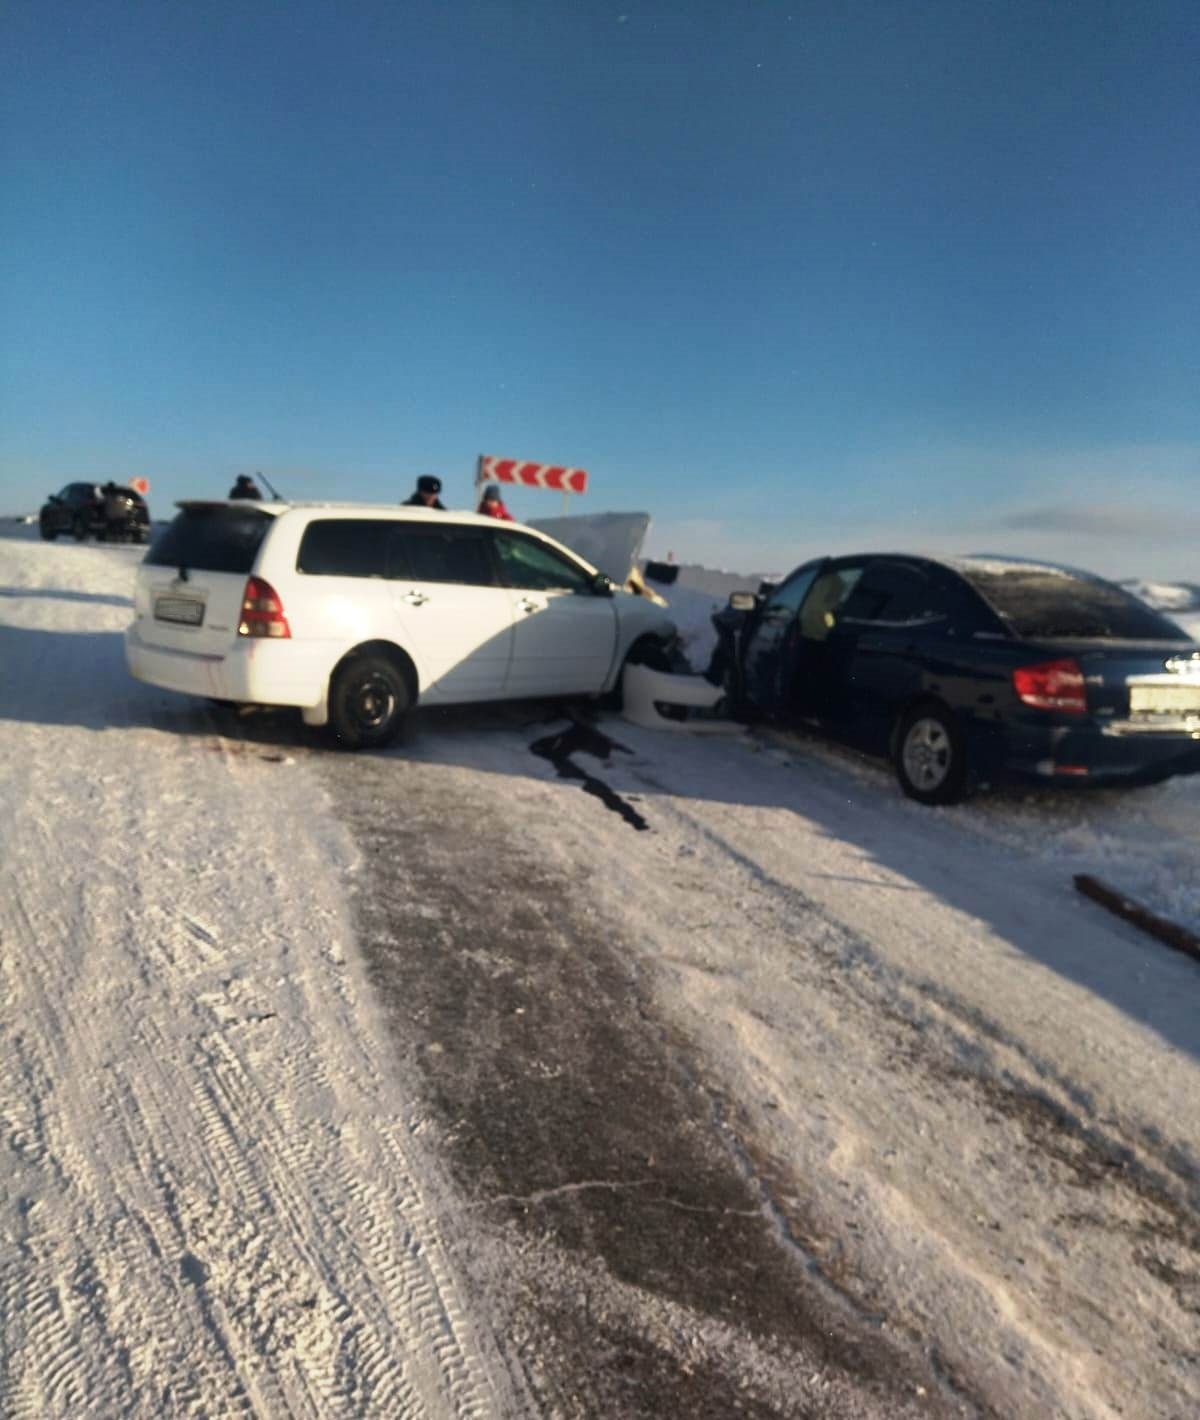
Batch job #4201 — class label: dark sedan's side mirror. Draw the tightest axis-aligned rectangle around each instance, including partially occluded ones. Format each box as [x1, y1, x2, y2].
[728, 591, 757, 612]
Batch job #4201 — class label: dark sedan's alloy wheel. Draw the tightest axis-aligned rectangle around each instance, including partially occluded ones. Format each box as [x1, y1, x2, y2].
[329, 655, 410, 750]
[895, 704, 970, 805]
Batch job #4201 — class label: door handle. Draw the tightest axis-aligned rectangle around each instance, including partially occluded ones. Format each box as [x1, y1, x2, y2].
[516, 597, 538, 614]
[403, 590, 429, 607]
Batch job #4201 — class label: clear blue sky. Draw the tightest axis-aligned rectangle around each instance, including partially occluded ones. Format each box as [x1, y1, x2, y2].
[3, 0, 1197, 577]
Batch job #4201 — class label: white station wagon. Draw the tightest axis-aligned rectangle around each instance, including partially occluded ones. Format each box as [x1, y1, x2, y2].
[125, 501, 678, 747]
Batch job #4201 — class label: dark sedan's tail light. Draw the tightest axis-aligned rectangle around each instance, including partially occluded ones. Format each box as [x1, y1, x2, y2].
[239, 576, 291, 638]
[1012, 657, 1087, 714]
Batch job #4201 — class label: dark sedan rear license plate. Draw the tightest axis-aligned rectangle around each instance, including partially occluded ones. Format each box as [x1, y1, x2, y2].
[154, 595, 205, 627]
[1130, 685, 1200, 715]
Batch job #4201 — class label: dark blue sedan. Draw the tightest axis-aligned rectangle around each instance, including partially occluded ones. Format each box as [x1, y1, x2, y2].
[711, 553, 1200, 804]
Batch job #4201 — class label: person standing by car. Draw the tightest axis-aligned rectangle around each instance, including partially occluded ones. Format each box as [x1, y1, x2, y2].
[228, 474, 262, 500]
[403, 475, 446, 509]
[475, 483, 514, 521]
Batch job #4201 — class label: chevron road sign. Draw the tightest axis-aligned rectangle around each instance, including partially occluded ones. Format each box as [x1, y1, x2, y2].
[477, 455, 589, 496]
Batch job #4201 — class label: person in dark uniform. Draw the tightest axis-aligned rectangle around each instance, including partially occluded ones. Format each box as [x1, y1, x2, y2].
[403, 475, 446, 509]
[229, 474, 263, 500]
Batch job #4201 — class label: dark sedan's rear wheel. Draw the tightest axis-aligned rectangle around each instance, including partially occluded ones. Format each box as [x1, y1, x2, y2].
[895, 702, 970, 805]
[328, 654, 411, 750]
[71, 514, 88, 542]
[39, 520, 56, 541]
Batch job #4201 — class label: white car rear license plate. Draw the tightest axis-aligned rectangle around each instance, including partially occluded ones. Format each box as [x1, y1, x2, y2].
[1130, 684, 1200, 714]
[154, 595, 205, 627]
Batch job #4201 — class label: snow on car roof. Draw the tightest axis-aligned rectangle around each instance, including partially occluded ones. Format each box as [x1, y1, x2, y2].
[811, 551, 1084, 581]
[935, 553, 1080, 580]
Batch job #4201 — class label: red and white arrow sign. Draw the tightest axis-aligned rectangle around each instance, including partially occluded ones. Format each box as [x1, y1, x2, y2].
[478, 456, 588, 495]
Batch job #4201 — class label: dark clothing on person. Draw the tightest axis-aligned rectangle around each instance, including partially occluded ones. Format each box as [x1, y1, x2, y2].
[404, 474, 446, 509]
[229, 475, 262, 500]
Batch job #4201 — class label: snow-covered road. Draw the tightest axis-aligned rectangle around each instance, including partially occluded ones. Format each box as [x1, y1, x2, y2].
[369, 681, 1200, 1420]
[2, 528, 1198, 1419]
[0, 532, 521, 1418]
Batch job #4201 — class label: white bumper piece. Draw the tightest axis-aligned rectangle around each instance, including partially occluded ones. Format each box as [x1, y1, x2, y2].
[619, 663, 742, 734]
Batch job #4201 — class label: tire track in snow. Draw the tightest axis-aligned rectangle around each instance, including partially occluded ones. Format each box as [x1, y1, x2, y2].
[1, 798, 256, 1419]
[2, 833, 165, 1417]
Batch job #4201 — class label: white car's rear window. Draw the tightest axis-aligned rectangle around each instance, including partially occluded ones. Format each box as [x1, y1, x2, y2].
[146, 507, 273, 574]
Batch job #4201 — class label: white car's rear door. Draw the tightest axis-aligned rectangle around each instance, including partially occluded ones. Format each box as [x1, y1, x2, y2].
[388, 523, 514, 700]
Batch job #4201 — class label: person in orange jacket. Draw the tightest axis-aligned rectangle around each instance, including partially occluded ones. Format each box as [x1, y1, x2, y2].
[476, 483, 514, 521]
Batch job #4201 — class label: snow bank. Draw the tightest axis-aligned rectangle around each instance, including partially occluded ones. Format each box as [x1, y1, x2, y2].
[1124, 578, 1200, 613]
[658, 582, 724, 668]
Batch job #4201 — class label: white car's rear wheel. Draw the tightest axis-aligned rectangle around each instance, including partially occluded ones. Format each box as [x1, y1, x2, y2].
[328, 655, 410, 750]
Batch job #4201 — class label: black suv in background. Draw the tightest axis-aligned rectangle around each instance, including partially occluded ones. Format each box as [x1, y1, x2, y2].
[39, 482, 151, 543]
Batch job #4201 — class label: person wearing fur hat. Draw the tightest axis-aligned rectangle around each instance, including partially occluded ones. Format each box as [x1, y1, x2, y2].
[403, 475, 446, 509]
[475, 483, 514, 521]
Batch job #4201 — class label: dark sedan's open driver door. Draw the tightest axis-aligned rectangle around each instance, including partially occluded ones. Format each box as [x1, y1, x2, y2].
[788, 563, 868, 724]
[742, 561, 869, 718]
[742, 561, 825, 713]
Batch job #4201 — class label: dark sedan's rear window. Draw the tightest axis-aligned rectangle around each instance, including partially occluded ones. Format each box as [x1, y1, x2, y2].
[956, 564, 1188, 641]
[146, 506, 273, 574]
